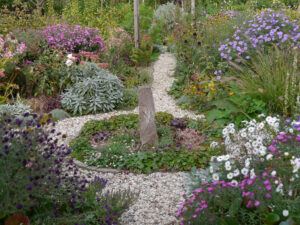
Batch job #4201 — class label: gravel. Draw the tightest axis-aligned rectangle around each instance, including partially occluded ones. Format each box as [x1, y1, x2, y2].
[55, 51, 204, 225]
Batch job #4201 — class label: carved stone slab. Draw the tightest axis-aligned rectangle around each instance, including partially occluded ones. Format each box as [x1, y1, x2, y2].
[138, 86, 158, 147]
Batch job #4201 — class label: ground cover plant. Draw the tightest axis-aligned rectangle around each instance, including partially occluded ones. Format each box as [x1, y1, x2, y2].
[0, 113, 134, 224]
[69, 112, 220, 174]
[177, 115, 300, 225]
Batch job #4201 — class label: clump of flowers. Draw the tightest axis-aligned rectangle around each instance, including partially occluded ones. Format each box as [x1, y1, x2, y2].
[0, 34, 27, 59]
[108, 28, 132, 48]
[43, 24, 105, 54]
[179, 116, 300, 224]
[0, 113, 132, 224]
[216, 9, 299, 75]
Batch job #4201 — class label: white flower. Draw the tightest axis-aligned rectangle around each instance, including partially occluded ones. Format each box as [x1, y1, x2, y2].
[228, 123, 234, 128]
[217, 156, 224, 162]
[209, 166, 214, 173]
[271, 170, 276, 176]
[282, 210, 289, 217]
[227, 173, 234, 180]
[248, 127, 255, 133]
[210, 141, 218, 148]
[244, 142, 251, 149]
[65, 59, 73, 67]
[233, 169, 240, 177]
[222, 128, 229, 136]
[229, 128, 235, 134]
[266, 154, 273, 160]
[245, 158, 251, 168]
[259, 148, 267, 156]
[276, 183, 283, 193]
[241, 132, 247, 138]
[257, 122, 265, 129]
[225, 161, 231, 167]
[284, 152, 289, 156]
[288, 190, 292, 196]
[231, 180, 238, 186]
[289, 128, 294, 133]
[241, 168, 249, 175]
[213, 173, 219, 181]
[225, 164, 232, 171]
[67, 53, 76, 61]
[250, 169, 255, 178]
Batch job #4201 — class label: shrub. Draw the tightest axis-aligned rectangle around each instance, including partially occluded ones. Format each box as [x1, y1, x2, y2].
[61, 62, 124, 115]
[42, 24, 105, 54]
[154, 2, 185, 33]
[0, 100, 32, 119]
[0, 113, 133, 224]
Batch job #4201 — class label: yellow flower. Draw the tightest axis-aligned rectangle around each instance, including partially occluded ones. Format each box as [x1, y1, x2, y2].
[229, 91, 234, 96]
[211, 88, 215, 91]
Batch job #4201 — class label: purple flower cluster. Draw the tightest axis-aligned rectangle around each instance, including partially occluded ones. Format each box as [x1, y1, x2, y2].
[217, 9, 299, 63]
[0, 113, 109, 220]
[43, 24, 105, 53]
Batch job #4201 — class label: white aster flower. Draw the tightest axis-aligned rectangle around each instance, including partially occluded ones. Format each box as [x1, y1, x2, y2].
[248, 127, 255, 133]
[231, 180, 238, 186]
[210, 141, 219, 148]
[65, 59, 73, 67]
[284, 152, 289, 156]
[241, 168, 249, 175]
[227, 173, 234, 180]
[213, 173, 219, 181]
[224, 155, 230, 160]
[225, 161, 231, 167]
[217, 156, 224, 162]
[271, 170, 276, 176]
[266, 154, 273, 160]
[233, 169, 240, 177]
[283, 210, 289, 217]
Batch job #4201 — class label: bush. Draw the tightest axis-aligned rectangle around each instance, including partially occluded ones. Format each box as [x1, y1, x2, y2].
[154, 2, 185, 34]
[61, 62, 124, 115]
[0, 100, 32, 119]
[0, 113, 133, 224]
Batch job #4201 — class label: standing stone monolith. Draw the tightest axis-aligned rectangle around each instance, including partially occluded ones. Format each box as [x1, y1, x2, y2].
[138, 86, 158, 147]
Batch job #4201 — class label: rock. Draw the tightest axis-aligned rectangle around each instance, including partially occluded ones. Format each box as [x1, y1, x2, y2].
[138, 86, 158, 147]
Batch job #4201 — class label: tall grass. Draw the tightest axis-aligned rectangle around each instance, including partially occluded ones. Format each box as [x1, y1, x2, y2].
[230, 47, 299, 117]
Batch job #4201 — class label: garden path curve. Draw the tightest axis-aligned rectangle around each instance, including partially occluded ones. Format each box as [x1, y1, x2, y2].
[55, 51, 203, 225]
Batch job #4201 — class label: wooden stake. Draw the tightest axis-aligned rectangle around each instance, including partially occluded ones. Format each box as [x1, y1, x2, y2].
[134, 0, 140, 48]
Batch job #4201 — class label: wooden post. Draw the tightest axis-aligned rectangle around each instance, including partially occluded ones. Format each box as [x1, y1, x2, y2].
[101, 0, 103, 10]
[134, 0, 140, 48]
[191, 0, 195, 16]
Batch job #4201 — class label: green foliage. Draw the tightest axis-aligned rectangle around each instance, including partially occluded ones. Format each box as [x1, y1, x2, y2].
[229, 48, 300, 117]
[61, 63, 124, 115]
[116, 88, 138, 110]
[206, 94, 266, 127]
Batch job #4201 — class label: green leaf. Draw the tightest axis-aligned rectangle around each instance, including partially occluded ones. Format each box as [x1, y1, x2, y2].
[265, 213, 280, 223]
[229, 198, 242, 216]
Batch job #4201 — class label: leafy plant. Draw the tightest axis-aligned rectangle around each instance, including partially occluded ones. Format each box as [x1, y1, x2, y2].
[61, 63, 124, 115]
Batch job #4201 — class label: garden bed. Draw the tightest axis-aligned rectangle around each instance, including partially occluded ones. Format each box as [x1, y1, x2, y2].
[69, 112, 220, 174]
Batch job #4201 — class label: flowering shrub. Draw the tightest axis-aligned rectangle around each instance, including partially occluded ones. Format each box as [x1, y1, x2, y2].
[42, 24, 105, 53]
[0, 113, 133, 224]
[179, 116, 300, 224]
[217, 9, 299, 71]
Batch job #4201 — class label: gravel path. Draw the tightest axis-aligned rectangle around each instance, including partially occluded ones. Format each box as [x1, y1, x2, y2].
[55, 51, 203, 225]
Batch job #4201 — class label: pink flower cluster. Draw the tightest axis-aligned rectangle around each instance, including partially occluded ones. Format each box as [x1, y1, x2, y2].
[42, 24, 105, 53]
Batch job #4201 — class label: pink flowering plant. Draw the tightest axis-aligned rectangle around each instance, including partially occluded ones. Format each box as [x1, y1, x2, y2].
[42, 24, 105, 54]
[179, 116, 300, 224]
